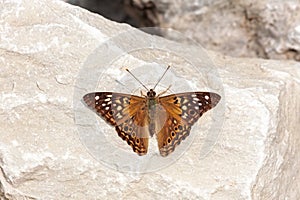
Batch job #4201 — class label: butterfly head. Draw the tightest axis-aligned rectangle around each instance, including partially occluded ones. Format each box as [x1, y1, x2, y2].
[147, 89, 156, 97]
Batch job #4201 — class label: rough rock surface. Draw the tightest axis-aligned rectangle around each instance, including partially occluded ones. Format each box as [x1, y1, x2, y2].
[0, 0, 299, 200]
[67, 0, 300, 61]
[152, 0, 300, 61]
[67, 0, 159, 28]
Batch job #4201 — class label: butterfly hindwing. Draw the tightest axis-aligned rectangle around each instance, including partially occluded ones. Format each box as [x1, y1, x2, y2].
[115, 122, 149, 155]
[82, 92, 150, 155]
[157, 92, 221, 156]
[156, 115, 192, 156]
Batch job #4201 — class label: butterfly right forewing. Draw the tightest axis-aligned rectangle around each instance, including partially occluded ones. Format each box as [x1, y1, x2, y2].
[157, 92, 221, 156]
[83, 92, 150, 155]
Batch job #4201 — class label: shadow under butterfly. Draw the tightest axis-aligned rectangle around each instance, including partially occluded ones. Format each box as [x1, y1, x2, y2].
[82, 66, 221, 157]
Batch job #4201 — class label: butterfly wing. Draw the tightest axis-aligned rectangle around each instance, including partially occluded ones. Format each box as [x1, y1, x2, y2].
[82, 92, 150, 155]
[157, 92, 221, 156]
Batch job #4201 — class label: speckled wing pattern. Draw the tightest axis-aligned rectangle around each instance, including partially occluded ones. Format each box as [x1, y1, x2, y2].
[82, 91, 221, 156]
[157, 92, 221, 156]
[83, 92, 150, 155]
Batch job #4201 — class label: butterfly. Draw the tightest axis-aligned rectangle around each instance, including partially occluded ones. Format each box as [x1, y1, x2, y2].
[82, 66, 221, 157]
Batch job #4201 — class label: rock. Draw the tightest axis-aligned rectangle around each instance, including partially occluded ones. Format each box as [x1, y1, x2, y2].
[66, 0, 300, 61]
[152, 0, 300, 61]
[66, 0, 159, 27]
[0, 0, 299, 200]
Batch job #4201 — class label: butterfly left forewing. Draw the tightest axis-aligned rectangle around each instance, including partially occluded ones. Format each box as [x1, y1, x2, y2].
[156, 92, 221, 156]
[82, 92, 150, 155]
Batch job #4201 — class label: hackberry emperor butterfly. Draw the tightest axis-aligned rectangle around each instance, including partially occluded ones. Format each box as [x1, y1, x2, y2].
[82, 66, 221, 157]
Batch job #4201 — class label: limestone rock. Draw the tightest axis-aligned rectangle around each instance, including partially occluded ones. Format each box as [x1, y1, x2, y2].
[0, 0, 299, 199]
[67, 0, 300, 61]
[66, 0, 159, 27]
[152, 0, 300, 61]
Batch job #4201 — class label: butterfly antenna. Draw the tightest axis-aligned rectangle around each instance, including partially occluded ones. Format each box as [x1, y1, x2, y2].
[126, 68, 149, 91]
[153, 65, 171, 90]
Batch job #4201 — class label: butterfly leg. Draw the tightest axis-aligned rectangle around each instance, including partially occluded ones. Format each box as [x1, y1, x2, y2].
[140, 90, 147, 97]
[157, 85, 172, 98]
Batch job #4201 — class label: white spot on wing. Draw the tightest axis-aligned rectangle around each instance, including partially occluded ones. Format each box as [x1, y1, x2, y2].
[183, 98, 189, 104]
[95, 96, 100, 100]
[116, 113, 122, 118]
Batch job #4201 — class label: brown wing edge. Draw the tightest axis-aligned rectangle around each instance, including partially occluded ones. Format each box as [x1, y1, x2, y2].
[205, 92, 221, 109]
[82, 92, 117, 126]
[115, 126, 148, 156]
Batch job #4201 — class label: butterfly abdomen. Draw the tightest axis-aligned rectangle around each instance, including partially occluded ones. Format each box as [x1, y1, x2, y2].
[148, 97, 158, 138]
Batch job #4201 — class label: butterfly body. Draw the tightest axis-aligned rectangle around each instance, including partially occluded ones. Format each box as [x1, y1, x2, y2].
[83, 89, 221, 157]
[146, 90, 157, 114]
[145, 89, 161, 137]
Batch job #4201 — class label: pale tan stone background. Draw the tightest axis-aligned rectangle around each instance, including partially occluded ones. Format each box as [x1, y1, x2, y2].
[0, 0, 299, 199]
